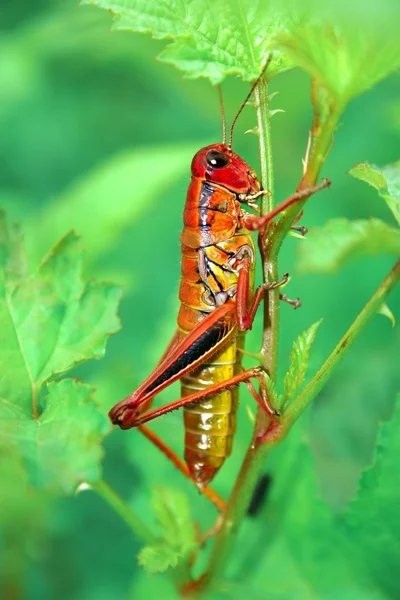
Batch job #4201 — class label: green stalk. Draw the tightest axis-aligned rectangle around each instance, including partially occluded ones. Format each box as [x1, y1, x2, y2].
[256, 80, 274, 212]
[194, 76, 278, 594]
[256, 79, 280, 384]
[92, 480, 155, 544]
[195, 263, 400, 597]
[93, 481, 193, 591]
[272, 104, 340, 250]
[201, 259, 400, 590]
[193, 83, 358, 596]
[281, 259, 400, 432]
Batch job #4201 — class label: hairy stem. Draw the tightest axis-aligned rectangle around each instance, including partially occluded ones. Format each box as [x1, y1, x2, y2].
[256, 80, 274, 212]
[255, 78, 280, 382]
[272, 102, 340, 251]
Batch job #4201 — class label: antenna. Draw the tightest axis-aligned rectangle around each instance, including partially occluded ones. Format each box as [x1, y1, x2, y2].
[218, 84, 227, 145]
[228, 55, 273, 148]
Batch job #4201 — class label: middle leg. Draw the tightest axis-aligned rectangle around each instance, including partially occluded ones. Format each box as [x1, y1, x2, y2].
[232, 250, 289, 330]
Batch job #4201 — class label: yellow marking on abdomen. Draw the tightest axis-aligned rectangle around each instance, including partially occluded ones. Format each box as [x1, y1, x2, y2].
[182, 333, 244, 487]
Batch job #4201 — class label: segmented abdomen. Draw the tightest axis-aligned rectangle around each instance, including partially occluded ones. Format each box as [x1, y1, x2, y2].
[181, 332, 244, 487]
[178, 179, 255, 487]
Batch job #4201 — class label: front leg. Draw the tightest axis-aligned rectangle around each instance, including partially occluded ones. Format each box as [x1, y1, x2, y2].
[240, 179, 330, 231]
[238, 189, 270, 212]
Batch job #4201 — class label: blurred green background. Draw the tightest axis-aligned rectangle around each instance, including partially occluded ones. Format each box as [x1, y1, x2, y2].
[0, 1, 399, 599]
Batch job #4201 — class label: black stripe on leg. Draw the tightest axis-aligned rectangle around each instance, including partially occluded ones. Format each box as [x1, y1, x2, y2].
[145, 318, 231, 394]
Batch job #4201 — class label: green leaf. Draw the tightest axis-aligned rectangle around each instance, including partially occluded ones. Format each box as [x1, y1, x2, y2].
[283, 320, 322, 407]
[152, 487, 196, 554]
[282, 442, 385, 599]
[0, 213, 28, 284]
[263, 371, 282, 410]
[138, 487, 196, 573]
[235, 422, 387, 599]
[0, 215, 121, 413]
[349, 162, 400, 226]
[83, 0, 400, 107]
[345, 395, 400, 597]
[29, 143, 198, 262]
[0, 380, 109, 493]
[138, 544, 179, 574]
[0, 212, 120, 492]
[82, 0, 295, 82]
[297, 218, 400, 274]
[276, 16, 400, 117]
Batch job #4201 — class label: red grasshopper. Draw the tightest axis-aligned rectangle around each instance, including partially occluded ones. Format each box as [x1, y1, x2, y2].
[110, 62, 329, 492]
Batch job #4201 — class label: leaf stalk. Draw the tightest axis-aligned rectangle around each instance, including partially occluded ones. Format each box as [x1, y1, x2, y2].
[92, 480, 155, 545]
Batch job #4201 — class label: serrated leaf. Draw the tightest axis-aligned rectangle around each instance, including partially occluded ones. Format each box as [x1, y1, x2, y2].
[282, 441, 382, 598]
[283, 320, 322, 407]
[138, 544, 179, 573]
[0, 215, 121, 413]
[345, 395, 400, 597]
[82, 0, 295, 82]
[297, 218, 400, 274]
[0, 213, 120, 492]
[0, 380, 109, 493]
[263, 372, 281, 410]
[241, 423, 387, 599]
[137, 487, 196, 573]
[151, 487, 196, 555]
[83, 0, 400, 117]
[277, 17, 400, 119]
[349, 162, 400, 226]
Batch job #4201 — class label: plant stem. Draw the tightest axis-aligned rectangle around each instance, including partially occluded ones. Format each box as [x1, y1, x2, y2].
[193, 83, 350, 596]
[195, 262, 400, 596]
[273, 104, 340, 250]
[92, 480, 155, 544]
[256, 80, 274, 213]
[255, 79, 280, 383]
[93, 482, 193, 591]
[282, 259, 400, 432]
[193, 76, 278, 595]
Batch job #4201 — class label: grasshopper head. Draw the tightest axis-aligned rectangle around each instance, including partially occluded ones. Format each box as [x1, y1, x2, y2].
[191, 143, 260, 196]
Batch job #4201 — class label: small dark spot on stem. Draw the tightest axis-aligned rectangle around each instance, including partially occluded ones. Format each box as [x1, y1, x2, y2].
[247, 474, 272, 517]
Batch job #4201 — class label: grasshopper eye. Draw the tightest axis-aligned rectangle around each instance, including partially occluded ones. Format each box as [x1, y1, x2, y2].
[206, 149, 230, 168]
